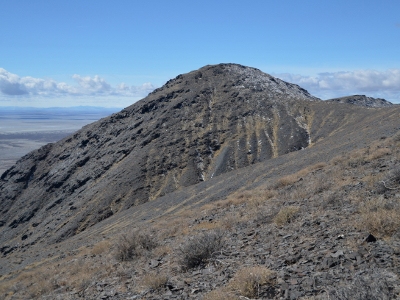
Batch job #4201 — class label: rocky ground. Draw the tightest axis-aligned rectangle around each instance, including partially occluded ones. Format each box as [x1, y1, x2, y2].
[2, 132, 399, 299]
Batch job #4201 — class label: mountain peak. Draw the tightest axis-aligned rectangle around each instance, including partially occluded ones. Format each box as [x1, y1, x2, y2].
[326, 94, 393, 107]
[1, 64, 322, 247]
[146, 63, 320, 105]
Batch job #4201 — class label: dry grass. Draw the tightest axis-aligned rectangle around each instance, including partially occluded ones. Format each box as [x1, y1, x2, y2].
[368, 147, 392, 160]
[0, 266, 59, 299]
[275, 173, 299, 188]
[91, 239, 111, 256]
[274, 162, 327, 189]
[364, 172, 386, 188]
[114, 230, 157, 261]
[310, 162, 328, 170]
[229, 266, 275, 298]
[220, 212, 241, 230]
[152, 245, 172, 258]
[192, 221, 222, 231]
[156, 215, 191, 239]
[3, 133, 400, 299]
[140, 272, 168, 291]
[273, 206, 300, 226]
[358, 197, 400, 238]
[0, 255, 117, 299]
[203, 288, 240, 300]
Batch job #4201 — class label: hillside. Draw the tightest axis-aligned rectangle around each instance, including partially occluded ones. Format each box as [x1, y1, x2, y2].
[1, 123, 400, 299]
[0, 63, 321, 248]
[1, 63, 400, 299]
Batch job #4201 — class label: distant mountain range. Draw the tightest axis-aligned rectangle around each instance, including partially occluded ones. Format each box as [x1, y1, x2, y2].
[0, 106, 122, 119]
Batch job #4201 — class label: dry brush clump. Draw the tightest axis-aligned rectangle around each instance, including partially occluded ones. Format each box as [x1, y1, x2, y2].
[179, 230, 225, 270]
[273, 206, 300, 226]
[140, 271, 169, 291]
[114, 230, 158, 261]
[229, 266, 276, 298]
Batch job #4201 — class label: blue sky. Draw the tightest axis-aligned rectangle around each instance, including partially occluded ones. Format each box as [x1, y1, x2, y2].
[1, 0, 399, 107]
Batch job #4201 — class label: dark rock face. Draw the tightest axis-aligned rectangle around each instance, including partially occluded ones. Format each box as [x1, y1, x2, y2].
[0, 64, 320, 247]
[326, 95, 393, 107]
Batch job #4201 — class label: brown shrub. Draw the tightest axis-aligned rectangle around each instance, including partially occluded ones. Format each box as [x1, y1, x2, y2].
[179, 230, 224, 270]
[141, 272, 168, 291]
[115, 230, 157, 261]
[273, 206, 300, 226]
[229, 266, 275, 298]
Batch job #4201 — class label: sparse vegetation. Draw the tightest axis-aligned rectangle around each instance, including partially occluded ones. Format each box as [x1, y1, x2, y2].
[359, 196, 400, 238]
[328, 269, 398, 300]
[381, 166, 400, 190]
[91, 239, 111, 256]
[203, 288, 239, 300]
[275, 173, 299, 188]
[2, 132, 400, 299]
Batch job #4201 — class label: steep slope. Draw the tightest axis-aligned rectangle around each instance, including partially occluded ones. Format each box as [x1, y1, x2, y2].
[0, 64, 320, 249]
[326, 94, 394, 107]
[1, 104, 400, 299]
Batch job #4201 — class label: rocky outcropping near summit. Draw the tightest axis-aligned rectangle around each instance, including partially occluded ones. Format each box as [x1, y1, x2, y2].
[326, 95, 393, 107]
[0, 64, 320, 248]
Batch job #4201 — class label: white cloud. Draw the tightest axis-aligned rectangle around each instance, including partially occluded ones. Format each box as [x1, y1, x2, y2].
[0, 68, 28, 95]
[0, 68, 156, 99]
[2, 67, 400, 106]
[72, 74, 111, 93]
[275, 69, 400, 103]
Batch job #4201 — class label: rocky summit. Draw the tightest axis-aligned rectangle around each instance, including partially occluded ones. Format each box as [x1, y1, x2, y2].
[327, 94, 394, 107]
